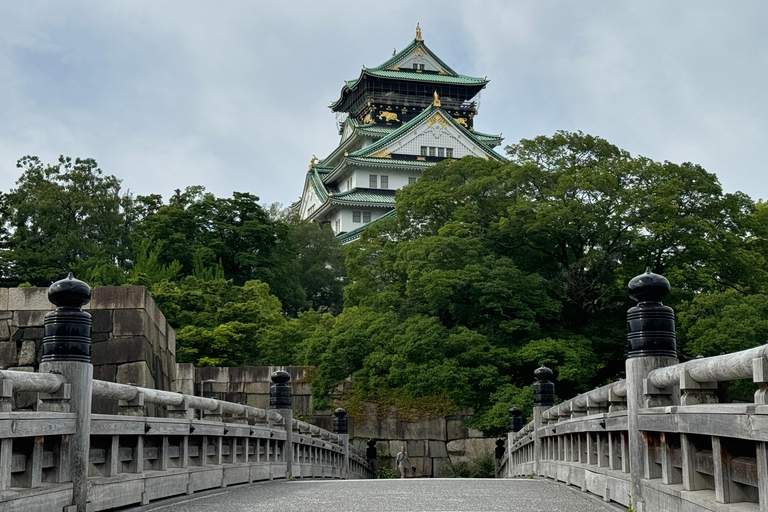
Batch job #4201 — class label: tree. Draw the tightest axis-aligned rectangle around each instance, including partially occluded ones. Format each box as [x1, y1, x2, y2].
[306, 132, 767, 433]
[0, 156, 137, 285]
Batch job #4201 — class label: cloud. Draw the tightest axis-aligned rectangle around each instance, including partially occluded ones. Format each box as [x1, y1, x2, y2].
[1, 0, 767, 205]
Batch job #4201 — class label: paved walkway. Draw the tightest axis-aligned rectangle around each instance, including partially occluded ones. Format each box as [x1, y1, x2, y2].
[137, 478, 619, 512]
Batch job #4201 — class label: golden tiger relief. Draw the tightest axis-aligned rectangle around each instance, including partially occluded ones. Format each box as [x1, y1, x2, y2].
[377, 111, 400, 122]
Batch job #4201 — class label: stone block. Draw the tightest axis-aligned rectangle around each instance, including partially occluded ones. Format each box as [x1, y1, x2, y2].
[0, 312, 12, 320]
[428, 440, 448, 458]
[91, 337, 152, 366]
[446, 438, 495, 465]
[244, 382, 270, 394]
[21, 327, 44, 340]
[17, 340, 36, 366]
[0, 288, 8, 310]
[94, 364, 117, 382]
[0, 341, 17, 367]
[91, 310, 113, 333]
[92, 332, 110, 342]
[8, 288, 52, 310]
[467, 428, 484, 438]
[176, 363, 195, 381]
[432, 457, 453, 478]
[0, 321, 9, 341]
[245, 394, 268, 409]
[446, 415, 467, 441]
[406, 440, 426, 457]
[167, 324, 175, 354]
[13, 310, 47, 327]
[116, 361, 155, 388]
[211, 382, 228, 393]
[197, 366, 230, 383]
[91, 286, 146, 310]
[113, 309, 149, 337]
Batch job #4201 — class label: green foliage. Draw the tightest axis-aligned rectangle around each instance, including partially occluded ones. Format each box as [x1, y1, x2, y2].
[450, 454, 495, 478]
[0, 156, 136, 285]
[307, 131, 768, 434]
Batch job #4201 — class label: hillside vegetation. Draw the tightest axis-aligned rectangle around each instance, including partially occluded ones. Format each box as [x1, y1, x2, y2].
[4, 132, 767, 434]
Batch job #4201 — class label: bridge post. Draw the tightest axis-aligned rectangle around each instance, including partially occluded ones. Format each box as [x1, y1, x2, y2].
[533, 366, 555, 476]
[625, 269, 679, 512]
[334, 407, 349, 479]
[270, 370, 293, 479]
[39, 274, 93, 512]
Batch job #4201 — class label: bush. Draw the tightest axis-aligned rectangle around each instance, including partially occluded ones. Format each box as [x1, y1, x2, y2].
[449, 453, 495, 478]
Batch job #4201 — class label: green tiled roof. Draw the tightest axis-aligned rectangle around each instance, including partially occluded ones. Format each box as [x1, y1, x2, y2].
[348, 104, 506, 162]
[371, 39, 458, 76]
[337, 209, 397, 244]
[330, 38, 487, 110]
[363, 69, 486, 85]
[346, 156, 432, 168]
[332, 189, 396, 204]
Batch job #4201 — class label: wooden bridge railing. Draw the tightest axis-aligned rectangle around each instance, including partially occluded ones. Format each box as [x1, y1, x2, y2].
[0, 276, 373, 512]
[500, 269, 768, 512]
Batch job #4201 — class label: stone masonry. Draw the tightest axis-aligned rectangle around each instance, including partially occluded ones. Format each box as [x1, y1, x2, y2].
[0, 286, 176, 413]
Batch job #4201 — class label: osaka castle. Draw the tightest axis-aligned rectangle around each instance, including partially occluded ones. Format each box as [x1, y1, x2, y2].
[297, 25, 505, 243]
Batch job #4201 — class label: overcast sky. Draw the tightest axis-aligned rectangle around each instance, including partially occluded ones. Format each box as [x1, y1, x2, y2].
[1, 1, 766, 206]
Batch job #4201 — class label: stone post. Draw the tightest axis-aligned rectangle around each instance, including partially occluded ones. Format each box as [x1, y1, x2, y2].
[366, 439, 378, 478]
[625, 268, 679, 512]
[509, 407, 523, 433]
[39, 274, 93, 512]
[334, 407, 349, 479]
[270, 370, 293, 479]
[532, 366, 555, 475]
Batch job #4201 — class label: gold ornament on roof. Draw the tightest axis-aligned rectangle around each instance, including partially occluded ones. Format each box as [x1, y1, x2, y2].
[308, 155, 319, 170]
[433, 90, 441, 107]
[377, 111, 399, 123]
[456, 117, 468, 127]
[415, 23, 423, 42]
[393, 48, 396, 57]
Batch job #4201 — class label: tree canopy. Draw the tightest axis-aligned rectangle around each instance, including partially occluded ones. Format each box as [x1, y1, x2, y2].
[3, 131, 766, 435]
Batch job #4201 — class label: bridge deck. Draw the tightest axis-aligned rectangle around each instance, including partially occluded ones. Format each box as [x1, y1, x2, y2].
[135, 478, 617, 512]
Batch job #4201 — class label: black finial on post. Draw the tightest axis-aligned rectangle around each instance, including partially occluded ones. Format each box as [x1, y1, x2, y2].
[41, 273, 92, 362]
[269, 370, 292, 409]
[533, 366, 555, 407]
[627, 268, 676, 358]
[366, 439, 377, 461]
[495, 438, 505, 459]
[334, 407, 348, 434]
[509, 407, 523, 432]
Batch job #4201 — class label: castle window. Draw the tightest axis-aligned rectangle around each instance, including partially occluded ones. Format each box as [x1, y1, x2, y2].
[369, 174, 378, 188]
[412, 63, 425, 72]
[363, 211, 371, 223]
[429, 147, 436, 157]
[380, 175, 389, 189]
[353, 211, 361, 223]
[421, 146, 428, 156]
[446, 148, 453, 158]
[408, 177, 417, 185]
[438, 148, 445, 157]
[335, 219, 341, 233]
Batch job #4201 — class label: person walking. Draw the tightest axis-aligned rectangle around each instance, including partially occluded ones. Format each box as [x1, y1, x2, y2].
[396, 446, 409, 478]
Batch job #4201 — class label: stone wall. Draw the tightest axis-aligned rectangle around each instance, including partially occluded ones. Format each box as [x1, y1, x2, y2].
[174, 364, 329, 428]
[0, 286, 176, 412]
[350, 403, 493, 478]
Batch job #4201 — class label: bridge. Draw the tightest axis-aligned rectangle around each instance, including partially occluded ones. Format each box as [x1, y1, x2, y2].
[3, 269, 767, 512]
[499, 269, 768, 512]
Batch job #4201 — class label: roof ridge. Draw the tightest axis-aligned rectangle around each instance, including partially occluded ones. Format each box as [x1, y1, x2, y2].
[349, 105, 506, 162]
[371, 39, 458, 76]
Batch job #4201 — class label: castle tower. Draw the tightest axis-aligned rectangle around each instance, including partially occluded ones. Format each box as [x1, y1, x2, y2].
[298, 26, 504, 242]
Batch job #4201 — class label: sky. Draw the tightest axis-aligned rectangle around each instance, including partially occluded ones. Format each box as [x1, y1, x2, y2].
[1, 1, 766, 206]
